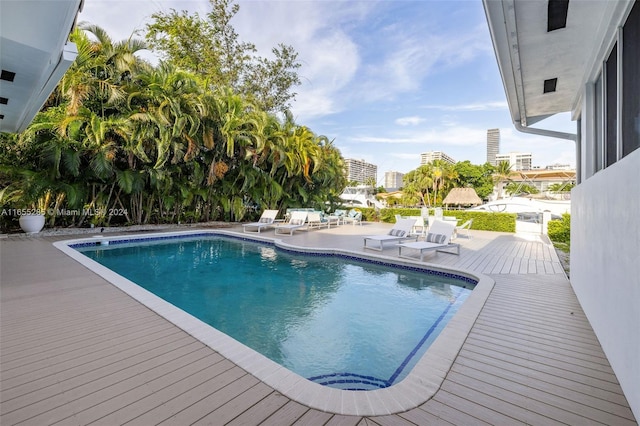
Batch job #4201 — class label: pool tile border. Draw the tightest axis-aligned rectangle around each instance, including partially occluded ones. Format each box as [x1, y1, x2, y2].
[55, 229, 494, 416]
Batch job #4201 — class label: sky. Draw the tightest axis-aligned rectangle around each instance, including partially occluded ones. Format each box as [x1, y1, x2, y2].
[78, 0, 577, 185]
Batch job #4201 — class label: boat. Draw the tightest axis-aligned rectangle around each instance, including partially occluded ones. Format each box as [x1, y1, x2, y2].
[467, 196, 570, 219]
[339, 185, 385, 209]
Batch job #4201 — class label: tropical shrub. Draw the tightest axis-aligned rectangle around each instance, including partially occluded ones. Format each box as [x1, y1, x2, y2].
[374, 208, 516, 232]
[0, 21, 347, 231]
[548, 213, 571, 246]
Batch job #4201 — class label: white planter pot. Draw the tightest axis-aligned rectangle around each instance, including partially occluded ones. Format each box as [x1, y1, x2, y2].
[19, 214, 45, 233]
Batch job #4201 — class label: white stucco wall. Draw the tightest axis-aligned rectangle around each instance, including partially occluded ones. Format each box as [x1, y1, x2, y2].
[571, 149, 640, 418]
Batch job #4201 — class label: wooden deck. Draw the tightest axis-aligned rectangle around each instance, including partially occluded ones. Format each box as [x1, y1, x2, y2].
[1, 224, 636, 425]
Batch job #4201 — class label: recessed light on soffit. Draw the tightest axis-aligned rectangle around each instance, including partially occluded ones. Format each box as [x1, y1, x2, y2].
[544, 78, 558, 93]
[0, 70, 16, 82]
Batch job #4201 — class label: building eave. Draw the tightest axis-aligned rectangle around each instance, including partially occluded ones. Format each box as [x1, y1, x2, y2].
[482, 0, 632, 131]
[0, 0, 83, 133]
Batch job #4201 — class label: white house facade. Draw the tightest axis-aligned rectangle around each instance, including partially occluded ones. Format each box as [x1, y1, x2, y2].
[484, 0, 640, 418]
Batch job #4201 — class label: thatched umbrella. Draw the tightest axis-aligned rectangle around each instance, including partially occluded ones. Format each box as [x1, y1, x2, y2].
[443, 188, 483, 207]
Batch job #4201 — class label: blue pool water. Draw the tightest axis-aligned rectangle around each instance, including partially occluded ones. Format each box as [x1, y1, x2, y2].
[76, 235, 475, 390]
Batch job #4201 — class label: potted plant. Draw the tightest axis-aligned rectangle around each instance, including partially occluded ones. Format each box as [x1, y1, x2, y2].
[18, 210, 46, 233]
[0, 169, 52, 234]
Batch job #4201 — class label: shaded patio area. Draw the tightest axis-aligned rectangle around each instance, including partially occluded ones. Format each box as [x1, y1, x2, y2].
[1, 223, 636, 425]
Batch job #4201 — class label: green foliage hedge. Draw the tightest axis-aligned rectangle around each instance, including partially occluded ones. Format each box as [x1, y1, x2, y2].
[548, 213, 571, 245]
[358, 208, 516, 232]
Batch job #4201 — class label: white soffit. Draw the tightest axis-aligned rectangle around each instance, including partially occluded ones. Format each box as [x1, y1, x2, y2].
[483, 0, 619, 127]
[0, 0, 83, 133]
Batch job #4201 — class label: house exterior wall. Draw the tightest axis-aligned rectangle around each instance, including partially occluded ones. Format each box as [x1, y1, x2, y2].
[572, 2, 640, 414]
[571, 149, 640, 415]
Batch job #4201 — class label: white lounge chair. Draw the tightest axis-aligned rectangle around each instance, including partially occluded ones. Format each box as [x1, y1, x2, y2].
[307, 211, 330, 229]
[363, 218, 418, 251]
[454, 219, 473, 239]
[275, 211, 308, 235]
[397, 220, 460, 261]
[242, 209, 279, 233]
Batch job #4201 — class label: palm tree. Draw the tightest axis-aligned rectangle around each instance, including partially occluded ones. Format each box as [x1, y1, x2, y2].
[494, 161, 516, 199]
[403, 165, 434, 207]
[60, 26, 148, 116]
[128, 63, 205, 169]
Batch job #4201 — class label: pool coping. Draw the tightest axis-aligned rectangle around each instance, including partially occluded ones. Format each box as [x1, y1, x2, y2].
[53, 229, 495, 416]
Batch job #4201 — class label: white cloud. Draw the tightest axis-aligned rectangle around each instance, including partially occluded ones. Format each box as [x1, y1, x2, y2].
[395, 116, 425, 126]
[290, 88, 339, 120]
[350, 126, 487, 147]
[391, 152, 421, 160]
[441, 115, 459, 127]
[422, 101, 509, 111]
[353, 24, 490, 103]
[78, 1, 208, 41]
[234, 2, 364, 121]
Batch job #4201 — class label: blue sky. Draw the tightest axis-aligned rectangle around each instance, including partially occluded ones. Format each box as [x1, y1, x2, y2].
[79, 0, 577, 185]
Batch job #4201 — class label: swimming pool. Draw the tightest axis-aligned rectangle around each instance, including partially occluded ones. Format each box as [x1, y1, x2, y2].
[75, 234, 474, 391]
[56, 230, 493, 415]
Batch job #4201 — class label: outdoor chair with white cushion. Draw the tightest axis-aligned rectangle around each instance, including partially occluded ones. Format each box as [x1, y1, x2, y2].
[242, 209, 279, 233]
[397, 220, 460, 261]
[306, 211, 330, 229]
[275, 211, 308, 235]
[342, 209, 362, 226]
[454, 219, 473, 239]
[363, 218, 418, 251]
[327, 209, 347, 226]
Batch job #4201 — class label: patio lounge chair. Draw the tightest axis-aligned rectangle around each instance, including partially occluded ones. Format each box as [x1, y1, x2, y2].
[363, 218, 418, 251]
[397, 220, 460, 261]
[275, 211, 308, 235]
[454, 219, 473, 239]
[307, 211, 330, 229]
[242, 209, 279, 233]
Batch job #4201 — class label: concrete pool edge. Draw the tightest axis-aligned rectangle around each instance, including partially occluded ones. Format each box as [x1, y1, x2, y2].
[54, 229, 495, 416]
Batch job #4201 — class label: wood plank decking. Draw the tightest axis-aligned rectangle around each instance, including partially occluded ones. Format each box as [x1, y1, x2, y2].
[1, 225, 636, 425]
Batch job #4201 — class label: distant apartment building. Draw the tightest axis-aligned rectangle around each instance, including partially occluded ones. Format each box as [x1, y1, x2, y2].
[419, 151, 456, 166]
[545, 163, 573, 171]
[344, 158, 377, 185]
[384, 171, 404, 191]
[486, 128, 500, 165]
[496, 152, 532, 171]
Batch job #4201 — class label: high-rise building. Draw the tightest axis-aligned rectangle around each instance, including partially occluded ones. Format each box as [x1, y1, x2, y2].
[545, 163, 573, 170]
[496, 152, 533, 171]
[419, 151, 456, 165]
[384, 171, 404, 190]
[344, 158, 377, 185]
[487, 128, 500, 165]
